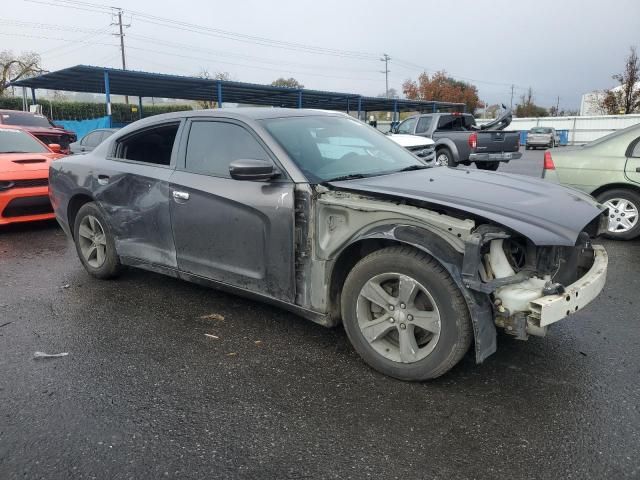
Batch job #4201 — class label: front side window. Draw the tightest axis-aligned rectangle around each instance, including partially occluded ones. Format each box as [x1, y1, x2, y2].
[261, 116, 427, 183]
[0, 128, 49, 153]
[115, 123, 179, 166]
[185, 121, 269, 177]
[397, 117, 417, 135]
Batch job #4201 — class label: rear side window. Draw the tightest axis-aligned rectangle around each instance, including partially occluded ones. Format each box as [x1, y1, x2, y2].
[115, 123, 179, 166]
[437, 115, 474, 131]
[630, 138, 640, 158]
[82, 131, 103, 147]
[185, 121, 269, 177]
[415, 116, 432, 134]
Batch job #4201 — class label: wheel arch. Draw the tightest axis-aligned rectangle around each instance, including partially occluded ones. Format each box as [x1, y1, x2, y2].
[434, 139, 460, 163]
[590, 183, 640, 199]
[67, 191, 95, 239]
[327, 224, 496, 363]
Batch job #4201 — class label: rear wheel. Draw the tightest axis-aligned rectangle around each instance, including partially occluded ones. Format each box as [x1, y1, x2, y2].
[73, 202, 122, 278]
[596, 189, 640, 240]
[476, 162, 500, 171]
[341, 247, 472, 381]
[435, 148, 456, 167]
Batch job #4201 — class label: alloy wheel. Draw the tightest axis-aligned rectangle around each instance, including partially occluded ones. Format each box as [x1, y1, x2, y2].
[78, 215, 108, 268]
[436, 153, 449, 166]
[356, 273, 441, 363]
[603, 198, 639, 233]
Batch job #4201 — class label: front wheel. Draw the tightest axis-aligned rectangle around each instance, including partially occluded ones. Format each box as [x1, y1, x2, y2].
[73, 202, 122, 278]
[435, 148, 456, 167]
[341, 247, 472, 381]
[596, 189, 640, 240]
[476, 162, 500, 171]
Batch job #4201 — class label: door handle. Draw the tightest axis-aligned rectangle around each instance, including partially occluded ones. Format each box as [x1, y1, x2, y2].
[97, 174, 110, 185]
[172, 191, 190, 201]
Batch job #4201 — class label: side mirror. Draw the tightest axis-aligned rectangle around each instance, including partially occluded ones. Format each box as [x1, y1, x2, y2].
[48, 143, 62, 153]
[229, 159, 278, 181]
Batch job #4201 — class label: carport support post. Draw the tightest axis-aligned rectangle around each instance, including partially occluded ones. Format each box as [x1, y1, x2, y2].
[297, 90, 303, 109]
[432, 103, 437, 113]
[103, 70, 112, 128]
[357, 96, 362, 121]
[393, 99, 398, 124]
[217, 81, 223, 108]
[346, 98, 350, 115]
[138, 97, 143, 119]
[30, 88, 36, 107]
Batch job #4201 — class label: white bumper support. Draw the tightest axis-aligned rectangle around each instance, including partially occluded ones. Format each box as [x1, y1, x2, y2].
[528, 245, 608, 327]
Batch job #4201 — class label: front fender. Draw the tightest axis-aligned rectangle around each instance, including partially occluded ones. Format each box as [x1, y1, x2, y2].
[336, 223, 496, 363]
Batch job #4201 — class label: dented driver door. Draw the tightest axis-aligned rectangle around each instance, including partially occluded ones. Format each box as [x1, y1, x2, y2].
[169, 118, 296, 302]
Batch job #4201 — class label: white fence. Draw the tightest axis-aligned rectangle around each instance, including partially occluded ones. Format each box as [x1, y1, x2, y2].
[476, 114, 640, 145]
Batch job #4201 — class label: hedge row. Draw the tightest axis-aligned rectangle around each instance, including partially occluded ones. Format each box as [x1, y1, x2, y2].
[0, 96, 193, 123]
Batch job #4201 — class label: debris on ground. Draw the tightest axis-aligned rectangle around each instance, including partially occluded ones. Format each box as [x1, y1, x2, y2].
[204, 334, 219, 339]
[200, 313, 225, 321]
[33, 351, 69, 359]
[61, 284, 70, 289]
[254, 340, 263, 346]
[226, 352, 237, 356]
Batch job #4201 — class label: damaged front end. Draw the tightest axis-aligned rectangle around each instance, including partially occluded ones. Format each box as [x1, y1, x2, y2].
[461, 223, 608, 341]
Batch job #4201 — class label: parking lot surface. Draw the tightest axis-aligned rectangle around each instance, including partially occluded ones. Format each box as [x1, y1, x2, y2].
[1, 148, 638, 479]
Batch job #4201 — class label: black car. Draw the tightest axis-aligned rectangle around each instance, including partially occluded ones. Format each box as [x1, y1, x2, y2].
[49, 108, 608, 381]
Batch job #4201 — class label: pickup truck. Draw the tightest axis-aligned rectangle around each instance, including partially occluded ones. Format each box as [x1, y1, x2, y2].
[391, 110, 521, 170]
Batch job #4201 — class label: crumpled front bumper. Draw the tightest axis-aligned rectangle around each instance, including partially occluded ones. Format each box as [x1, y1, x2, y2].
[528, 245, 608, 327]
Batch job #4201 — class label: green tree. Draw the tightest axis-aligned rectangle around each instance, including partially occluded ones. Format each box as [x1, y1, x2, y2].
[271, 77, 304, 89]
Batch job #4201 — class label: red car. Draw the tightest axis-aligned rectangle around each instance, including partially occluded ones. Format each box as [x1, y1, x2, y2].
[0, 110, 76, 154]
[0, 125, 64, 225]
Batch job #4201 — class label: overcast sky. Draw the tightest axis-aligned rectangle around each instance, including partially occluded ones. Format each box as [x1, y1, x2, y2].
[3, 0, 639, 109]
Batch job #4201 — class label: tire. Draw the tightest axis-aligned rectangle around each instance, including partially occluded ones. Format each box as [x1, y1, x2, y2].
[548, 140, 554, 148]
[596, 189, 640, 240]
[476, 162, 500, 171]
[435, 148, 457, 167]
[73, 202, 122, 279]
[525, 145, 530, 150]
[341, 246, 472, 381]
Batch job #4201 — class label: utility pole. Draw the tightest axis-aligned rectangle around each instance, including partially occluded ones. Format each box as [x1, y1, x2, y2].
[112, 8, 129, 104]
[380, 53, 391, 98]
[510, 84, 515, 109]
[555, 96, 560, 116]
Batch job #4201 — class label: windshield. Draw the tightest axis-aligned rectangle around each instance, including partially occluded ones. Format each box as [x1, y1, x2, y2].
[1, 112, 54, 128]
[261, 116, 426, 183]
[0, 128, 49, 153]
[530, 127, 552, 134]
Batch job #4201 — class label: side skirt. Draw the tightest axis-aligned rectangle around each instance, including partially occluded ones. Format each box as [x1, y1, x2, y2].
[119, 256, 332, 327]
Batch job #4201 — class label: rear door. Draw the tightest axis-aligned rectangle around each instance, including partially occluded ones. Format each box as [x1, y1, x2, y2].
[625, 136, 640, 185]
[169, 118, 295, 302]
[94, 121, 182, 268]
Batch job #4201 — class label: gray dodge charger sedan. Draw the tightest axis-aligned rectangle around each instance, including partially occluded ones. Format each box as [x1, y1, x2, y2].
[49, 108, 609, 381]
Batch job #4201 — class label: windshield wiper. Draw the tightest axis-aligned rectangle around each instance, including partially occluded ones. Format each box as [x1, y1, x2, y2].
[395, 165, 430, 172]
[323, 173, 369, 182]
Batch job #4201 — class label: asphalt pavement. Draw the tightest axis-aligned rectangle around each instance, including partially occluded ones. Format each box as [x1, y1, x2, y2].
[1, 148, 638, 479]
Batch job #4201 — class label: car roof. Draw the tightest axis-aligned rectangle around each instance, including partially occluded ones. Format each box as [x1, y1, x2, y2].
[140, 107, 347, 122]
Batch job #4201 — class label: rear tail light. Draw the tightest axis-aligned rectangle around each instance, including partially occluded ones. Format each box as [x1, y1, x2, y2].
[543, 151, 555, 170]
[468, 132, 477, 150]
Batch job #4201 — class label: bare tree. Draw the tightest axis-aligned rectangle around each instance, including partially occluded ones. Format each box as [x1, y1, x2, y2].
[194, 69, 233, 108]
[516, 87, 548, 117]
[598, 46, 640, 115]
[0, 50, 45, 96]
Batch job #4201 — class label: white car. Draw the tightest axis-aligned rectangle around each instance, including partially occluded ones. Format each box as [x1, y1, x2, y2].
[388, 134, 437, 164]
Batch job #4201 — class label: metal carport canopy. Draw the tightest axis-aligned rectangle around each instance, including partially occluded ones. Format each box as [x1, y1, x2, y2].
[11, 65, 464, 113]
